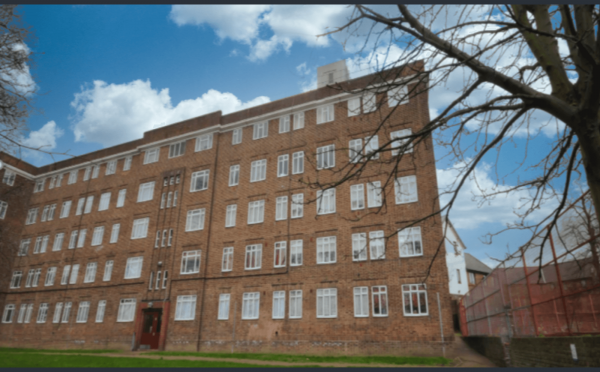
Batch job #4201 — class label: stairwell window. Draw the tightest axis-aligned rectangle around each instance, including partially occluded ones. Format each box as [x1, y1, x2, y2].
[229, 165, 239, 186]
[175, 295, 197, 321]
[181, 250, 201, 274]
[316, 288, 337, 318]
[316, 104, 334, 124]
[155, 271, 162, 290]
[144, 148, 160, 164]
[253, 121, 268, 139]
[68, 170, 78, 184]
[131, 218, 149, 239]
[398, 227, 423, 257]
[316, 144, 335, 169]
[190, 170, 209, 192]
[222, 247, 233, 272]
[169, 140, 186, 158]
[402, 284, 428, 316]
[0, 201, 7, 219]
[196, 133, 213, 152]
[124, 257, 143, 279]
[232, 128, 242, 145]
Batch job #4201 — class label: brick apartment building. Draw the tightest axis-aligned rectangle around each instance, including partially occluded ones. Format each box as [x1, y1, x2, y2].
[0, 60, 455, 356]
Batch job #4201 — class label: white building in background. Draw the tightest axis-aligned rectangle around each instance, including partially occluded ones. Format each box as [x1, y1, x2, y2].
[444, 218, 469, 296]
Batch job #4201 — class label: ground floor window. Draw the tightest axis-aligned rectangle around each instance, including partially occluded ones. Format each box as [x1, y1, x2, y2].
[175, 295, 197, 321]
[117, 299, 136, 322]
[402, 284, 428, 316]
[242, 292, 260, 320]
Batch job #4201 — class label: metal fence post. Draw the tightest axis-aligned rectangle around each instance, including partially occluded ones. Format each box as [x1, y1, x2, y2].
[549, 231, 573, 335]
[521, 248, 540, 336]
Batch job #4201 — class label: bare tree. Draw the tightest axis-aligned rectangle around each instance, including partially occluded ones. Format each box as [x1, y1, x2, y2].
[312, 5, 600, 273]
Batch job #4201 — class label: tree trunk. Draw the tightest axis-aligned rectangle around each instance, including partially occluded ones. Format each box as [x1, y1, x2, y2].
[577, 127, 600, 229]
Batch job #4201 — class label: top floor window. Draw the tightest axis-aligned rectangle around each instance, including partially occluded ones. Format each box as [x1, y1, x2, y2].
[123, 156, 132, 171]
[169, 141, 186, 158]
[2, 170, 16, 186]
[68, 170, 78, 185]
[388, 85, 409, 107]
[279, 116, 290, 133]
[363, 92, 377, 113]
[348, 96, 361, 117]
[317, 104, 334, 124]
[34, 179, 45, 193]
[106, 160, 117, 175]
[232, 128, 242, 145]
[253, 121, 268, 140]
[293, 112, 304, 130]
[144, 148, 160, 164]
[196, 133, 213, 152]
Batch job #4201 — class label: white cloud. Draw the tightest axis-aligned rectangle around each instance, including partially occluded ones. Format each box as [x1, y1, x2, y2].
[20, 121, 64, 160]
[0, 42, 37, 96]
[70, 79, 270, 147]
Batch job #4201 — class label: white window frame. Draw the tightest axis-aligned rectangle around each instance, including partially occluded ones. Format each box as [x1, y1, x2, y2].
[2, 170, 16, 186]
[274, 241, 286, 268]
[316, 144, 335, 170]
[68, 170, 78, 184]
[144, 148, 160, 164]
[349, 139, 362, 163]
[402, 284, 428, 316]
[175, 295, 197, 321]
[91, 165, 100, 178]
[37, 303, 49, 323]
[364, 135, 379, 159]
[291, 193, 303, 219]
[106, 160, 117, 175]
[222, 247, 234, 272]
[394, 175, 418, 204]
[117, 299, 136, 322]
[348, 96, 361, 117]
[388, 85, 409, 107]
[137, 181, 155, 202]
[316, 288, 337, 318]
[131, 217, 149, 239]
[292, 151, 304, 174]
[84, 262, 97, 283]
[26, 208, 38, 225]
[61, 302, 72, 323]
[3, 304, 15, 323]
[247, 200, 265, 225]
[363, 92, 376, 113]
[277, 154, 289, 177]
[18, 239, 30, 256]
[398, 226, 423, 257]
[190, 170, 210, 192]
[76, 229, 87, 248]
[10, 271, 22, 288]
[124, 257, 143, 279]
[316, 236, 336, 264]
[60, 266, 70, 285]
[186, 208, 206, 231]
[350, 184, 365, 210]
[0, 200, 7, 219]
[91, 226, 104, 246]
[316, 104, 334, 124]
[98, 192, 111, 211]
[279, 115, 290, 133]
[272, 291, 285, 319]
[117, 189, 126, 208]
[195, 133, 213, 152]
[275, 196, 287, 221]
[289, 290, 302, 318]
[316, 188, 336, 215]
[169, 140, 187, 158]
[68, 231, 78, 249]
[242, 292, 260, 320]
[354, 287, 369, 317]
[103, 261, 113, 282]
[181, 250, 201, 274]
[84, 195, 94, 214]
[253, 121, 268, 140]
[52, 233, 64, 251]
[124, 156, 132, 171]
[229, 165, 239, 186]
[372, 285, 389, 317]
[232, 128, 242, 145]
[52, 302, 63, 323]
[250, 159, 267, 182]
[218, 294, 230, 320]
[367, 181, 383, 208]
[110, 224, 120, 243]
[96, 300, 106, 323]
[352, 233, 367, 262]
[391, 128, 413, 155]
[370, 230, 385, 260]
[293, 111, 304, 130]
[225, 205, 237, 228]
[290, 240, 303, 266]
[69, 264, 79, 284]
[245, 244, 262, 270]
[60, 200, 71, 218]
[76, 302, 90, 323]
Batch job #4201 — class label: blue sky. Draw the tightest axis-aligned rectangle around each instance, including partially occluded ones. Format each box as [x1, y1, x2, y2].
[16, 5, 575, 269]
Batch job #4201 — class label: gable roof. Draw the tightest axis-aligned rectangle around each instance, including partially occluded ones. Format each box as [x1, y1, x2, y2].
[465, 253, 493, 274]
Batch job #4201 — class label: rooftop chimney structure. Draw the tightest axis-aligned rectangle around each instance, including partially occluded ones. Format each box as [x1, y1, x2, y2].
[317, 60, 350, 88]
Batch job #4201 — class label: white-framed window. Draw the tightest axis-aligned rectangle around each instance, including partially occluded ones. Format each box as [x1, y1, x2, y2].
[222, 247, 234, 272]
[98, 192, 111, 211]
[57, 173, 64, 187]
[148, 271, 154, 290]
[45, 267, 57, 286]
[398, 227, 423, 257]
[277, 154, 289, 177]
[68, 231, 78, 249]
[316, 236, 336, 264]
[350, 184, 365, 210]
[155, 271, 162, 290]
[103, 260, 113, 281]
[162, 271, 168, 288]
[131, 217, 149, 239]
[137, 181, 155, 202]
[32, 268, 42, 287]
[391, 129, 413, 155]
[41, 205, 49, 221]
[225, 205, 237, 228]
[232, 128, 242, 145]
[23, 303, 34, 323]
[370, 230, 385, 260]
[402, 284, 428, 316]
[291, 193, 303, 219]
[247, 200, 265, 224]
[275, 196, 287, 221]
[349, 139, 362, 163]
[47, 204, 56, 221]
[290, 240, 303, 266]
[272, 291, 285, 319]
[25, 269, 34, 287]
[91, 226, 104, 246]
[395, 175, 418, 204]
[2, 304, 15, 323]
[60, 200, 71, 218]
[364, 135, 379, 159]
[279, 115, 290, 133]
[242, 292, 260, 320]
[84, 196, 94, 214]
[144, 148, 160, 164]
[316, 104, 334, 124]
[316, 144, 335, 169]
[76, 197, 85, 215]
[110, 224, 120, 243]
[250, 159, 267, 182]
[61, 302, 72, 323]
[218, 294, 230, 320]
[367, 181, 382, 208]
[181, 250, 201, 274]
[169, 140, 186, 158]
[77, 229, 87, 248]
[60, 266, 70, 285]
[53, 233, 64, 251]
[52, 302, 63, 323]
[106, 160, 117, 175]
[245, 244, 262, 270]
[34, 179, 45, 193]
[372, 286, 389, 316]
[124, 257, 143, 279]
[292, 151, 304, 174]
[469, 272, 476, 284]
[173, 191, 178, 207]
[388, 85, 409, 107]
[155, 231, 161, 248]
[18, 239, 30, 256]
[293, 112, 304, 130]
[117, 189, 126, 208]
[253, 121, 268, 139]
[274, 241, 286, 268]
[229, 165, 239, 186]
[76, 301, 90, 323]
[117, 299, 136, 322]
[175, 295, 197, 321]
[190, 170, 209, 192]
[124, 156, 132, 171]
[96, 300, 106, 323]
[49, 176, 56, 189]
[354, 287, 369, 317]
[363, 92, 376, 113]
[26, 207, 38, 225]
[289, 290, 302, 318]
[186, 209, 206, 231]
[316, 188, 336, 215]
[2, 170, 16, 186]
[69, 264, 79, 284]
[84, 262, 97, 283]
[68, 170, 78, 185]
[348, 96, 361, 117]
[352, 233, 367, 262]
[316, 288, 337, 318]
[36, 303, 49, 323]
[0, 200, 7, 219]
[196, 133, 213, 152]
[10, 271, 22, 288]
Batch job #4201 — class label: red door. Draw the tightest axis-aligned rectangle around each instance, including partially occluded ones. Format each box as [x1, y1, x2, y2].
[140, 310, 162, 350]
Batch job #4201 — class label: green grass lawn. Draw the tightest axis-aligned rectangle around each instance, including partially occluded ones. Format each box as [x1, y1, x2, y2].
[0, 347, 121, 354]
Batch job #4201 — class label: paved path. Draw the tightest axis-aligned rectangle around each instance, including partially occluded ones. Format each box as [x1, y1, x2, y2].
[450, 336, 498, 368]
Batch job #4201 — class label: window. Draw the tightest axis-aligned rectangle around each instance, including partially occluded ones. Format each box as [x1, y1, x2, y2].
[0, 200, 6, 219]
[60, 266, 70, 285]
[76, 197, 85, 215]
[160, 192, 167, 208]
[34, 179, 45, 193]
[253, 121, 268, 139]
[163, 271, 168, 288]
[316, 188, 336, 215]
[76, 302, 90, 323]
[186, 209, 205, 231]
[52, 233, 64, 251]
[84, 195, 94, 214]
[349, 139, 362, 163]
[91, 165, 100, 178]
[291, 194, 303, 219]
[60, 201, 71, 218]
[272, 291, 285, 319]
[23, 303, 34, 323]
[84, 167, 92, 181]
[45, 267, 57, 286]
[457, 269, 462, 284]
[155, 271, 162, 289]
[469, 272, 475, 284]
[168, 229, 173, 246]
[242, 292, 260, 319]
[222, 247, 233, 272]
[49, 176, 56, 189]
[41, 205, 49, 221]
[110, 224, 120, 243]
[77, 229, 87, 248]
[25, 269, 34, 287]
[2, 170, 16, 186]
[218, 294, 230, 320]
[169, 140, 186, 158]
[144, 148, 160, 164]
[124, 257, 143, 279]
[316, 236, 336, 264]
[61, 302, 72, 323]
[348, 96, 361, 117]
[367, 181, 382, 208]
[10, 271, 22, 288]
[190, 170, 209, 191]
[106, 160, 117, 175]
[138, 181, 155, 202]
[225, 205, 236, 227]
[103, 261, 113, 281]
[293, 112, 304, 130]
[96, 300, 106, 323]
[363, 92, 376, 113]
[245, 244, 262, 270]
[275, 196, 287, 221]
[124, 156, 132, 171]
[18, 239, 30, 256]
[98, 192, 111, 211]
[372, 286, 388, 316]
[277, 154, 289, 177]
[68, 170, 78, 184]
[155, 231, 161, 248]
[117, 299, 136, 322]
[26, 208, 37, 225]
[388, 85, 409, 106]
[316, 144, 335, 169]
[181, 250, 201, 274]
[289, 240, 303, 266]
[317, 104, 334, 124]
[354, 287, 369, 317]
[395, 175, 418, 204]
[350, 184, 365, 210]
[279, 115, 290, 133]
[370, 231, 385, 260]
[402, 284, 428, 316]
[84, 263, 97, 283]
[31, 268, 42, 287]
[35, 304, 47, 323]
[69, 264, 80, 284]
[292, 151, 304, 174]
[131, 218, 149, 239]
[2, 304, 15, 323]
[232, 128, 242, 145]
[57, 173, 64, 187]
[274, 241, 286, 268]
[316, 288, 337, 318]
[91, 227, 104, 246]
[391, 129, 413, 155]
[352, 233, 367, 261]
[173, 191, 178, 206]
[148, 271, 154, 290]
[195, 133, 213, 151]
[247, 200, 265, 224]
[175, 295, 197, 320]
[52, 303, 63, 323]
[68, 231, 78, 249]
[117, 189, 126, 207]
[364, 135, 379, 159]
[398, 227, 423, 257]
[250, 159, 267, 182]
[229, 165, 239, 186]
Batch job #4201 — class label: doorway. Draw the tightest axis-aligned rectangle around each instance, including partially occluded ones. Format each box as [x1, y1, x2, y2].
[140, 309, 162, 350]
